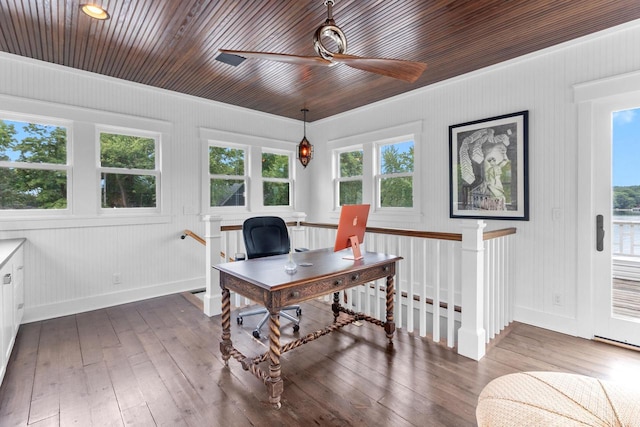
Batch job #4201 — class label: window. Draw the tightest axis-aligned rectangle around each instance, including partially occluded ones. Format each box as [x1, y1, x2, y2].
[209, 144, 246, 207]
[262, 151, 291, 206]
[331, 121, 421, 219]
[0, 118, 69, 210]
[99, 130, 159, 209]
[202, 129, 297, 213]
[377, 139, 414, 208]
[337, 149, 363, 205]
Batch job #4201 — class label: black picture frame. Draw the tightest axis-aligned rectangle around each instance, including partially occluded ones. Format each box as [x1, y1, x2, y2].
[449, 110, 529, 220]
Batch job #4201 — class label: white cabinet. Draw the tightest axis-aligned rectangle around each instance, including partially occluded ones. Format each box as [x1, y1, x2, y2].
[1, 261, 13, 381]
[0, 239, 25, 387]
[13, 247, 24, 333]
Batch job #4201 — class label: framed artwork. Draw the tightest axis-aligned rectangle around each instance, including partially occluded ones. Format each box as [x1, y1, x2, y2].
[449, 110, 529, 220]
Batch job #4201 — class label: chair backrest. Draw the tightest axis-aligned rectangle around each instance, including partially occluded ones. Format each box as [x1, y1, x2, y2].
[242, 216, 290, 259]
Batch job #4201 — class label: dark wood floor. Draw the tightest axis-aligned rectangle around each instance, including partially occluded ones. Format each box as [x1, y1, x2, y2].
[1, 294, 640, 427]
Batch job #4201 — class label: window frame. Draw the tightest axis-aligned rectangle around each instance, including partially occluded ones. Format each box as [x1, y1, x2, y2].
[200, 127, 298, 215]
[375, 136, 416, 210]
[0, 95, 173, 230]
[261, 148, 293, 209]
[0, 111, 72, 216]
[334, 146, 364, 207]
[96, 125, 162, 214]
[207, 141, 249, 210]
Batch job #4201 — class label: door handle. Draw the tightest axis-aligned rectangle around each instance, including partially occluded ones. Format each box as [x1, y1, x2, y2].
[596, 214, 605, 252]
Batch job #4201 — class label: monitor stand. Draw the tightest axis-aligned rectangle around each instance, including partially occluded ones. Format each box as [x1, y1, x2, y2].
[342, 235, 363, 260]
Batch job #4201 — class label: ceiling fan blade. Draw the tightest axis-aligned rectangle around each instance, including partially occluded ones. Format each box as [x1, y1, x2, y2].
[219, 49, 332, 67]
[331, 53, 426, 83]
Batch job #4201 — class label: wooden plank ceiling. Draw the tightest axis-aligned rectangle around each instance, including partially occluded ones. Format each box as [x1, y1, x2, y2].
[1, 0, 640, 121]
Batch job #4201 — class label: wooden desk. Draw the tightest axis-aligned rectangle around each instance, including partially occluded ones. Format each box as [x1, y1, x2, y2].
[214, 248, 402, 408]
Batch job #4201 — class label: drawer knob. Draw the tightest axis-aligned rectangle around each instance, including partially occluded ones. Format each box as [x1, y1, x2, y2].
[290, 291, 300, 298]
[351, 274, 360, 282]
[334, 279, 343, 286]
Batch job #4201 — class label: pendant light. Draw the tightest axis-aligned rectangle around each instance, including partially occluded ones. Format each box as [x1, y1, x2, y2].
[297, 108, 313, 168]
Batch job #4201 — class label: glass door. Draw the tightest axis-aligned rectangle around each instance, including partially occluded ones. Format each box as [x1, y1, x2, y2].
[593, 100, 640, 346]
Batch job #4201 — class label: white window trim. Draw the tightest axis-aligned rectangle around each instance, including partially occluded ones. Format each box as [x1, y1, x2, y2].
[96, 125, 162, 215]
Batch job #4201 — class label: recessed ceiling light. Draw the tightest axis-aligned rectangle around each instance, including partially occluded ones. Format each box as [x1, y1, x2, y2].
[80, 4, 110, 20]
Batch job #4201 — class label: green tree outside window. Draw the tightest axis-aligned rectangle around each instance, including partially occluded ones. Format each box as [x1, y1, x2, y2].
[338, 150, 363, 205]
[0, 119, 68, 209]
[100, 133, 157, 208]
[262, 152, 290, 206]
[379, 142, 414, 208]
[209, 146, 246, 207]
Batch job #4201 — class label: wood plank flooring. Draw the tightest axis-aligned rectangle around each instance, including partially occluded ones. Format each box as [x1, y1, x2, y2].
[613, 277, 640, 319]
[1, 293, 640, 426]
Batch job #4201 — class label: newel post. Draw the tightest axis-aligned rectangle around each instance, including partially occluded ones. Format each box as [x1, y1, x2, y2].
[458, 220, 487, 360]
[203, 215, 223, 317]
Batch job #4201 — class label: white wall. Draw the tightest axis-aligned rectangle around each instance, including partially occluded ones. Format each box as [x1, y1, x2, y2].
[0, 53, 308, 322]
[308, 19, 640, 336]
[2, 17, 640, 336]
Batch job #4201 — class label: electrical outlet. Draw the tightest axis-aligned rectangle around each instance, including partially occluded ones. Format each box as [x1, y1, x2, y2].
[113, 273, 122, 285]
[553, 292, 562, 306]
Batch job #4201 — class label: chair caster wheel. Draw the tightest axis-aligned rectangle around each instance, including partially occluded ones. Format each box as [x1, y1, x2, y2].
[296, 308, 302, 316]
[293, 324, 300, 332]
[237, 317, 243, 325]
[252, 330, 261, 339]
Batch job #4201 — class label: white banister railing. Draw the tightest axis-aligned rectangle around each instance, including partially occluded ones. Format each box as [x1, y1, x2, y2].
[610, 220, 640, 281]
[613, 219, 640, 257]
[206, 217, 516, 361]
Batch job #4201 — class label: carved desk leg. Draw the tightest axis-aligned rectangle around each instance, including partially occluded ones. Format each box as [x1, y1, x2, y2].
[220, 286, 232, 366]
[266, 311, 283, 409]
[384, 274, 396, 343]
[332, 292, 340, 322]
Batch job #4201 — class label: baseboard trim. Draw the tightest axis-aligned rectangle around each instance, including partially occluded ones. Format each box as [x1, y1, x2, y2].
[593, 336, 640, 352]
[22, 278, 205, 323]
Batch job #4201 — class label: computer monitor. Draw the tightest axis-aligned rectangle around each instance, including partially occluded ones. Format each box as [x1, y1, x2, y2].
[334, 204, 370, 260]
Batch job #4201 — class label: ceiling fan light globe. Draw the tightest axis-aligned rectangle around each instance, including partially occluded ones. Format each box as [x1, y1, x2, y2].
[313, 24, 347, 60]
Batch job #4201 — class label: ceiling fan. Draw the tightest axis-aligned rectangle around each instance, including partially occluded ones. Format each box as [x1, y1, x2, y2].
[217, 0, 427, 83]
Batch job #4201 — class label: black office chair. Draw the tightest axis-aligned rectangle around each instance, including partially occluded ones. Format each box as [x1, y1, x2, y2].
[236, 216, 302, 338]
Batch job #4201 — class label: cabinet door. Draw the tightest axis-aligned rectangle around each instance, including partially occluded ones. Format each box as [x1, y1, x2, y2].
[0, 264, 5, 379]
[1, 263, 13, 367]
[13, 247, 24, 331]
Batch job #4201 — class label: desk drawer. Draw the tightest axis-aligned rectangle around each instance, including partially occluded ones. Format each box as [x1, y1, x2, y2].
[278, 262, 395, 307]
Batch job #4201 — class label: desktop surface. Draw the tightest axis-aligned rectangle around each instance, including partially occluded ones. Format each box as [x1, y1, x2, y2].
[215, 247, 401, 292]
